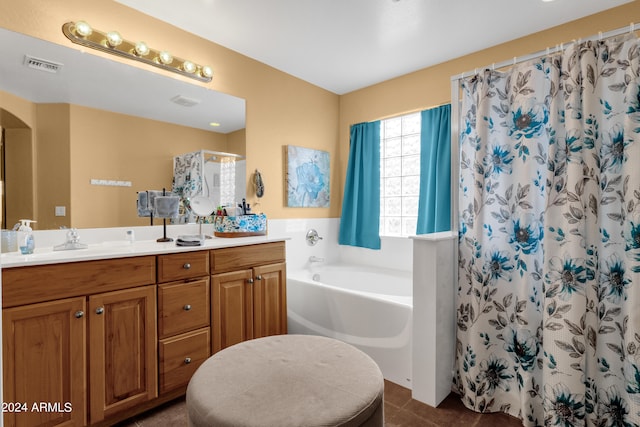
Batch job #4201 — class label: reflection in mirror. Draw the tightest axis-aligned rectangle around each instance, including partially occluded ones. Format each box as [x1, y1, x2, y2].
[0, 27, 246, 230]
[172, 149, 246, 224]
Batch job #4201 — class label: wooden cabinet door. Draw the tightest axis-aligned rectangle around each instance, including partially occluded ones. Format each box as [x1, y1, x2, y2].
[3, 297, 86, 427]
[253, 262, 287, 338]
[88, 286, 157, 424]
[211, 269, 253, 353]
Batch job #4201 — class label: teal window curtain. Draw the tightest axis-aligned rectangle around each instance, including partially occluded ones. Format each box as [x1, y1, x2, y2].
[339, 121, 381, 249]
[416, 104, 451, 234]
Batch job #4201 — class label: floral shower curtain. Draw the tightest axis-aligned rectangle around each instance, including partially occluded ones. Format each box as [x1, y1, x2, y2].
[456, 34, 640, 426]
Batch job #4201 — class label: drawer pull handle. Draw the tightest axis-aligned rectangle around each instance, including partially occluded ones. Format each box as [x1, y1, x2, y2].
[247, 278, 254, 284]
[183, 263, 191, 269]
[75, 310, 84, 319]
[184, 304, 192, 311]
[184, 357, 192, 364]
[95, 307, 104, 315]
[256, 275, 262, 280]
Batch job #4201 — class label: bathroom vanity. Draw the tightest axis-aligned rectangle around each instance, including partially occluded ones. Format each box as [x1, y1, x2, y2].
[1, 237, 287, 427]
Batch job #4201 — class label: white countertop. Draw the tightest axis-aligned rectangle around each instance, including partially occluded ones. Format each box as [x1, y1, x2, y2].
[1, 235, 287, 268]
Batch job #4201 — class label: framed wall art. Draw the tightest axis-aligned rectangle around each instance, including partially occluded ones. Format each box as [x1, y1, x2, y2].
[286, 145, 330, 208]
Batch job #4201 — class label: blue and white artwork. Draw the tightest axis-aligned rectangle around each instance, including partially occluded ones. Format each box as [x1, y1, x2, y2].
[286, 145, 330, 208]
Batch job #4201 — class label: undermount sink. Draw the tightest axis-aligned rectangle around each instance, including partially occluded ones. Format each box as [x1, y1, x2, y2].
[2, 249, 82, 260]
[54, 241, 88, 251]
[94, 240, 133, 248]
[2, 240, 134, 258]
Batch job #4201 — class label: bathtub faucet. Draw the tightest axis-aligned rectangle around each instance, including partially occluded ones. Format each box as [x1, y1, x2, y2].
[306, 229, 323, 246]
[309, 256, 325, 263]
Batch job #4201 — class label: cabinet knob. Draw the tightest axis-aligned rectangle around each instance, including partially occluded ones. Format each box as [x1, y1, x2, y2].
[183, 263, 191, 269]
[184, 357, 192, 364]
[95, 307, 104, 315]
[256, 275, 262, 280]
[74, 310, 84, 319]
[184, 304, 192, 311]
[247, 278, 254, 284]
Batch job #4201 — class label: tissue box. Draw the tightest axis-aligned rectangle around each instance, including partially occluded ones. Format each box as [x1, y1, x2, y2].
[213, 214, 267, 237]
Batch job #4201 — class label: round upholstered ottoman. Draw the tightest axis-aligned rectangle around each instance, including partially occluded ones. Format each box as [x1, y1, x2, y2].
[186, 334, 384, 427]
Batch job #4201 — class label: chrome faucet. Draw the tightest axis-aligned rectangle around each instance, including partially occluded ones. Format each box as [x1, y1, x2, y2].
[306, 229, 323, 246]
[53, 228, 88, 251]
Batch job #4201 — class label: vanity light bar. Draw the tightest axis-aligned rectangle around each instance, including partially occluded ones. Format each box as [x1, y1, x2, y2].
[62, 21, 213, 83]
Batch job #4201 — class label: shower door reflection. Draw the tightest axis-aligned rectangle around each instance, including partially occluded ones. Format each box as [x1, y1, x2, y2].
[173, 149, 246, 223]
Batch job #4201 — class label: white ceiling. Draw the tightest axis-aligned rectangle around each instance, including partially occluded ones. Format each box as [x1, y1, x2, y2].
[0, 1, 633, 134]
[116, 0, 634, 94]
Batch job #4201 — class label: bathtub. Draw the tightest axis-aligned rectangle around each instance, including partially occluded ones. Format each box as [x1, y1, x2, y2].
[287, 264, 413, 388]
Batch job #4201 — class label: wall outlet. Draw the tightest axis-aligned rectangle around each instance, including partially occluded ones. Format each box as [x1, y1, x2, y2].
[55, 206, 66, 216]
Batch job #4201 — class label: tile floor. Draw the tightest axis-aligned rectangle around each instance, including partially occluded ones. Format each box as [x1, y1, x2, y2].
[383, 381, 523, 427]
[119, 381, 523, 427]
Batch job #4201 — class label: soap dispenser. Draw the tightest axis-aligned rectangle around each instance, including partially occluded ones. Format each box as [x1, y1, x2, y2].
[16, 219, 36, 254]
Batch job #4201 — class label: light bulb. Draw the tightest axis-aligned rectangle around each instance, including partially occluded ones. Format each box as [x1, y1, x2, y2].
[182, 60, 196, 73]
[201, 65, 213, 78]
[106, 31, 123, 47]
[134, 41, 149, 56]
[75, 21, 92, 38]
[159, 51, 173, 65]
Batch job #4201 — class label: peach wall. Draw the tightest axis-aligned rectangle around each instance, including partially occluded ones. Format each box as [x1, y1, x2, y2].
[0, 92, 36, 129]
[69, 105, 231, 228]
[0, 94, 36, 229]
[70, 106, 227, 228]
[1, 1, 638, 226]
[1, 95, 239, 229]
[4, 128, 34, 228]
[338, 2, 640, 209]
[0, 0, 341, 224]
[35, 104, 70, 230]
[227, 129, 247, 157]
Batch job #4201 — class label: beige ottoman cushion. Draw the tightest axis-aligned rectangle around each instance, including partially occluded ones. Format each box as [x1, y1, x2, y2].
[186, 334, 384, 427]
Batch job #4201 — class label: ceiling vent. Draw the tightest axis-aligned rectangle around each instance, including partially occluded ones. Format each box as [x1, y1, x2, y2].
[170, 95, 201, 107]
[23, 55, 63, 73]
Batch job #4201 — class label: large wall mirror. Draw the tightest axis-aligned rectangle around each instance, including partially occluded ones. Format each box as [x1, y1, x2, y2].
[0, 27, 246, 230]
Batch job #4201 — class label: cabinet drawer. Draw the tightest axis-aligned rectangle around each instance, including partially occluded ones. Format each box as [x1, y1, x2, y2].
[159, 328, 210, 394]
[211, 241, 285, 273]
[158, 278, 210, 338]
[2, 256, 156, 308]
[157, 251, 209, 283]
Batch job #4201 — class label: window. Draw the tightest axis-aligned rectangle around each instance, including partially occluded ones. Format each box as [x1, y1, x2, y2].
[379, 112, 421, 237]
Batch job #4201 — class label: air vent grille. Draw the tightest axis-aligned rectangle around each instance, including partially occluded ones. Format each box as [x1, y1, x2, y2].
[24, 55, 63, 73]
[170, 95, 201, 107]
